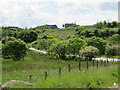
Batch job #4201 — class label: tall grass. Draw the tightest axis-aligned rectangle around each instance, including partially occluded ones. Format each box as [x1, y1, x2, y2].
[2, 50, 118, 88]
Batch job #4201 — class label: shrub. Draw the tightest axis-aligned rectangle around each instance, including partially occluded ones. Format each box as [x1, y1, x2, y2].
[67, 38, 87, 57]
[87, 36, 107, 55]
[105, 45, 120, 56]
[2, 36, 16, 44]
[37, 39, 58, 50]
[2, 39, 28, 61]
[80, 46, 99, 61]
[17, 30, 38, 43]
[48, 40, 68, 60]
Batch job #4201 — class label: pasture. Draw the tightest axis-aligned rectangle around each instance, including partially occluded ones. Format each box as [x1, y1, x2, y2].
[2, 50, 118, 88]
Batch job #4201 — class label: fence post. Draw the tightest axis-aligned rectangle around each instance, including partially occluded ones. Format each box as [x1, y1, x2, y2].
[92, 60, 94, 67]
[59, 68, 61, 77]
[97, 60, 98, 68]
[104, 60, 106, 66]
[68, 64, 71, 72]
[28, 74, 32, 83]
[101, 60, 103, 65]
[78, 61, 81, 71]
[86, 61, 88, 70]
[45, 72, 48, 80]
[107, 59, 109, 64]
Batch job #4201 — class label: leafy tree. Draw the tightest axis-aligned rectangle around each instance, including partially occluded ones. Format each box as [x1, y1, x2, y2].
[48, 41, 68, 60]
[67, 38, 87, 57]
[105, 45, 120, 56]
[107, 34, 120, 45]
[94, 22, 103, 29]
[111, 21, 118, 28]
[37, 39, 58, 50]
[87, 36, 107, 55]
[106, 22, 111, 28]
[2, 36, 16, 44]
[17, 30, 38, 43]
[2, 39, 28, 61]
[80, 46, 99, 61]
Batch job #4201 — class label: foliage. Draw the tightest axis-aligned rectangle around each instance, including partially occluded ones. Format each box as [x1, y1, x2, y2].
[107, 34, 120, 45]
[80, 46, 99, 61]
[87, 36, 107, 55]
[17, 30, 38, 43]
[2, 51, 118, 88]
[33, 25, 58, 30]
[37, 39, 58, 50]
[2, 39, 28, 61]
[94, 21, 118, 29]
[105, 45, 120, 56]
[2, 36, 16, 44]
[48, 40, 68, 60]
[2, 26, 23, 37]
[67, 38, 87, 56]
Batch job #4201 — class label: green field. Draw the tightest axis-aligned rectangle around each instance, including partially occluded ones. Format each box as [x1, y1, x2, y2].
[2, 50, 118, 88]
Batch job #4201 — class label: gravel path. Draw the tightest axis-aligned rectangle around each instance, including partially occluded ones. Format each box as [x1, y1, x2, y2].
[29, 47, 119, 61]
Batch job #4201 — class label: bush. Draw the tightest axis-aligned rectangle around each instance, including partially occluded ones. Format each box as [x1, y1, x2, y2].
[87, 36, 107, 55]
[2, 39, 28, 61]
[37, 39, 58, 50]
[2, 36, 16, 44]
[17, 30, 38, 43]
[67, 38, 87, 56]
[80, 46, 99, 61]
[105, 45, 120, 56]
[107, 34, 120, 45]
[48, 40, 68, 60]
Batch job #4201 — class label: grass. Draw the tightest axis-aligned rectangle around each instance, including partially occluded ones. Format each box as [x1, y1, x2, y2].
[2, 50, 118, 88]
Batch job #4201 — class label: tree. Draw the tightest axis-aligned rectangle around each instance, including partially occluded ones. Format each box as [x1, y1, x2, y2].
[17, 30, 38, 43]
[94, 22, 103, 29]
[2, 36, 16, 44]
[107, 34, 120, 45]
[111, 21, 118, 28]
[80, 46, 99, 61]
[37, 39, 58, 50]
[2, 39, 28, 61]
[105, 45, 120, 56]
[67, 38, 87, 57]
[87, 36, 107, 55]
[48, 40, 68, 60]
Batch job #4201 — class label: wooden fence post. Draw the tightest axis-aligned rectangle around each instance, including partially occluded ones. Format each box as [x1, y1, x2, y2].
[59, 68, 61, 77]
[92, 60, 94, 67]
[86, 61, 88, 70]
[28, 74, 32, 83]
[78, 61, 81, 71]
[104, 60, 106, 66]
[107, 59, 109, 64]
[68, 64, 71, 72]
[97, 60, 98, 68]
[101, 60, 103, 65]
[45, 72, 48, 80]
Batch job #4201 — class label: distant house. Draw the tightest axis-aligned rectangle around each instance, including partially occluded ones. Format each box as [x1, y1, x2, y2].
[63, 23, 76, 28]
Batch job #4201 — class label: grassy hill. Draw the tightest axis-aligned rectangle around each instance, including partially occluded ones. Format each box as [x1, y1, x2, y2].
[2, 50, 118, 88]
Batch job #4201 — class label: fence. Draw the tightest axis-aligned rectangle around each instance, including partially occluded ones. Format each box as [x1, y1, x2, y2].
[28, 59, 117, 84]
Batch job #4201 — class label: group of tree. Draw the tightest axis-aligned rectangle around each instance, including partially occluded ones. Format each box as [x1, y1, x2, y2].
[94, 21, 118, 29]
[2, 21, 120, 61]
[76, 28, 119, 38]
[2, 27, 38, 61]
[48, 38, 99, 60]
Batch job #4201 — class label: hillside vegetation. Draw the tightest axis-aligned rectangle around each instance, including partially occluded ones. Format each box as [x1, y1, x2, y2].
[2, 21, 119, 88]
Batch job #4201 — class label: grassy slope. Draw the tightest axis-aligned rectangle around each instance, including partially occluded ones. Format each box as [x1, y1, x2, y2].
[37, 25, 118, 39]
[2, 50, 118, 88]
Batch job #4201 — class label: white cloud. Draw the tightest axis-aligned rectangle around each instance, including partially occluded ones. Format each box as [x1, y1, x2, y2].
[0, 0, 118, 28]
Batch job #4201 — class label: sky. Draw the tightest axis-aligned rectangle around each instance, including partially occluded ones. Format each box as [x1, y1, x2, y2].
[0, 0, 119, 28]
